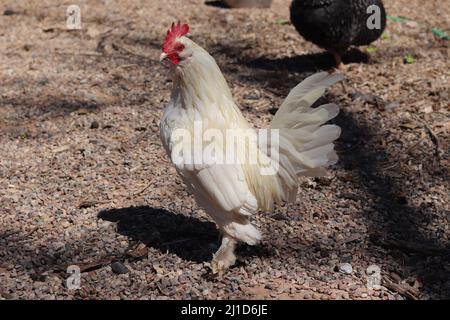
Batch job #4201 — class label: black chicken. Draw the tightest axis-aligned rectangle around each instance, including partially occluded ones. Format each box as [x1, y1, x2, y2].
[290, 0, 387, 67]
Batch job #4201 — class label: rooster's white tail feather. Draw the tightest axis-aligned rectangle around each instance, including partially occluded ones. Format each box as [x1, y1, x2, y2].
[272, 72, 342, 190]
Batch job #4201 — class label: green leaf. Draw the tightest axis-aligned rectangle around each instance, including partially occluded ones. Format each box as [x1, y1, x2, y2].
[366, 47, 378, 54]
[387, 15, 410, 23]
[430, 27, 450, 40]
[387, 15, 449, 41]
[404, 54, 414, 64]
[381, 32, 390, 40]
[276, 19, 290, 25]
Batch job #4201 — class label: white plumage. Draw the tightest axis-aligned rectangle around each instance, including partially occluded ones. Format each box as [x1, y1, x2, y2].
[159, 30, 343, 273]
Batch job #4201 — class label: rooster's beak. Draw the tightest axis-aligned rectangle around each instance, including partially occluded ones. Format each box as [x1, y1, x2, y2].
[159, 52, 168, 62]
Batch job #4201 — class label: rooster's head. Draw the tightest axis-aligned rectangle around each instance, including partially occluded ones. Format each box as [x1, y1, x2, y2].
[160, 22, 192, 65]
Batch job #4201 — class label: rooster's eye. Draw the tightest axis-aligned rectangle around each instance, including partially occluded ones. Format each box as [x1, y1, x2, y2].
[174, 43, 185, 52]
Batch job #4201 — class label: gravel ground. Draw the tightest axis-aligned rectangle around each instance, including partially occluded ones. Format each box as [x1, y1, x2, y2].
[0, 0, 449, 300]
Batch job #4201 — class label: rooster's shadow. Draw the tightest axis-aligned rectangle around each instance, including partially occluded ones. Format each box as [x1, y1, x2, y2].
[98, 206, 275, 264]
[98, 206, 219, 263]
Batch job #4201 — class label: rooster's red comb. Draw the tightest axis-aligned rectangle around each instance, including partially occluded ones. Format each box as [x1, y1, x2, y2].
[163, 22, 189, 53]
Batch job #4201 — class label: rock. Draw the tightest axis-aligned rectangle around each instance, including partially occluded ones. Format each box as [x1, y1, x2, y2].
[111, 261, 129, 274]
[90, 121, 100, 129]
[3, 9, 16, 16]
[312, 292, 321, 299]
[161, 277, 171, 288]
[337, 263, 353, 275]
[350, 91, 383, 106]
[341, 292, 350, 299]
[351, 91, 368, 101]
[384, 101, 400, 112]
[52, 242, 65, 251]
[37, 77, 49, 86]
[354, 288, 367, 298]
[30, 273, 47, 282]
[338, 283, 348, 290]
[314, 176, 333, 186]
[244, 93, 260, 100]
[60, 221, 70, 228]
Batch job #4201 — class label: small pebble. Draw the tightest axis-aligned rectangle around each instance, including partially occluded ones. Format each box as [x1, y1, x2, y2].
[111, 261, 129, 274]
[338, 263, 353, 275]
[384, 101, 400, 111]
[90, 121, 100, 129]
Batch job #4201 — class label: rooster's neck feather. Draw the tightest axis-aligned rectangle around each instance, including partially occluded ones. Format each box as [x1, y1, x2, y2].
[169, 39, 245, 126]
[176, 43, 232, 102]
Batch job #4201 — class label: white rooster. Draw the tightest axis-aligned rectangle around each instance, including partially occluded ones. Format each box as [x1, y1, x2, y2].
[159, 23, 343, 274]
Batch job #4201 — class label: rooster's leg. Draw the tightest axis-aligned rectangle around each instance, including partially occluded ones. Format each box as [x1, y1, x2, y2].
[211, 235, 237, 276]
[332, 52, 342, 68]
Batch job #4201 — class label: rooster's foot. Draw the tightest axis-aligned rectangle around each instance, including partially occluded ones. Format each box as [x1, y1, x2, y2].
[210, 236, 237, 276]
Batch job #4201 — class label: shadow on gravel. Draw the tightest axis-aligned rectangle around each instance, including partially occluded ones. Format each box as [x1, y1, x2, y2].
[204, 1, 230, 8]
[244, 48, 369, 74]
[98, 206, 218, 263]
[209, 42, 369, 97]
[0, 94, 102, 122]
[335, 109, 450, 299]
